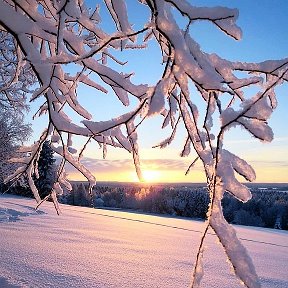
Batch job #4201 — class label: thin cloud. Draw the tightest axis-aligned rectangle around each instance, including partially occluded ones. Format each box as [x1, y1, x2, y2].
[225, 136, 288, 145]
[250, 160, 288, 167]
[58, 156, 202, 174]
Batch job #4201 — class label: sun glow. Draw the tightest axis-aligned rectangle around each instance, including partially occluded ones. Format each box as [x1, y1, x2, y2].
[142, 170, 161, 183]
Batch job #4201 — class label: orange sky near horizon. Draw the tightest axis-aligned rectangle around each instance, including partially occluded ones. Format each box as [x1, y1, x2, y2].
[67, 164, 288, 184]
[65, 143, 288, 184]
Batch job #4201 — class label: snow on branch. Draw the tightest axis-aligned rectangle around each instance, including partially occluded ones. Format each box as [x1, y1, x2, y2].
[0, 30, 35, 112]
[1, 1, 287, 288]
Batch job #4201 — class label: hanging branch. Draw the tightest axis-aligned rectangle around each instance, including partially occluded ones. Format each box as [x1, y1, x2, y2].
[0, 1, 287, 288]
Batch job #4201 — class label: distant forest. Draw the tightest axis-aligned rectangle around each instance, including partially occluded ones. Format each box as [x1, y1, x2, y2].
[59, 182, 288, 230]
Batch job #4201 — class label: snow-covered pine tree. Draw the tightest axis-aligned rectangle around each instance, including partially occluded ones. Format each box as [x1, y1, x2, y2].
[74, 182, 90, 207]
[34, 140, 56, 199]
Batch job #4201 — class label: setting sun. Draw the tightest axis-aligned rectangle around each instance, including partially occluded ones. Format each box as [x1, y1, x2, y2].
[142, 170, 161, 183]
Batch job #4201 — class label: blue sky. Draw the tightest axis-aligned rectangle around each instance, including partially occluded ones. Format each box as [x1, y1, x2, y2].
[27, 0, 288, 183]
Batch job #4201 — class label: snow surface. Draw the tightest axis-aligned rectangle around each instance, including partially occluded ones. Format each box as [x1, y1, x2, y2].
[0, 194, 287, 288]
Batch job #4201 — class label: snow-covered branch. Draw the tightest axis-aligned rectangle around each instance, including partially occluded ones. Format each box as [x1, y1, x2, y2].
[1, 1, 287, 287]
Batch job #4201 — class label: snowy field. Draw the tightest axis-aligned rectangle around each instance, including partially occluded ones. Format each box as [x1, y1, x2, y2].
[0, 195, 287, 288]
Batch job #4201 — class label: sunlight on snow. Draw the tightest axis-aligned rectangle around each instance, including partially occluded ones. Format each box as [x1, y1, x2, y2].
[0, 195, 288, 288]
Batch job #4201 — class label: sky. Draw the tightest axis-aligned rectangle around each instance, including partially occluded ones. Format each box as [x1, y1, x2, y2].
[27, 0, 288, 184]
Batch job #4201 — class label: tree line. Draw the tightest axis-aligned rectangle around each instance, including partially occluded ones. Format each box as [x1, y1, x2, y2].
[60, 183, 288, 230]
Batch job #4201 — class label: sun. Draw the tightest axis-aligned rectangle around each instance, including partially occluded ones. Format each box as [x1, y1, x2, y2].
[142, 170, 161, 183]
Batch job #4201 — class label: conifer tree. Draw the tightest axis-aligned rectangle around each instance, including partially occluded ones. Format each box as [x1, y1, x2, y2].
[35, 141, 56, 199]
[73, 183, 90, 207]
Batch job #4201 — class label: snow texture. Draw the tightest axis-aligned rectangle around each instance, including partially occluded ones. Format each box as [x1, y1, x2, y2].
[0, 195, 287, 288]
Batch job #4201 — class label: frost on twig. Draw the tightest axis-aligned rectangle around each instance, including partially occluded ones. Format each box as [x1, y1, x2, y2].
[1, 1, 287, 287]
[0, 30, 35, 112]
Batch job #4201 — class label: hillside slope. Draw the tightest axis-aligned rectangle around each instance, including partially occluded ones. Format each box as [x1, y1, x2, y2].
[0, 195, 287, 288]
